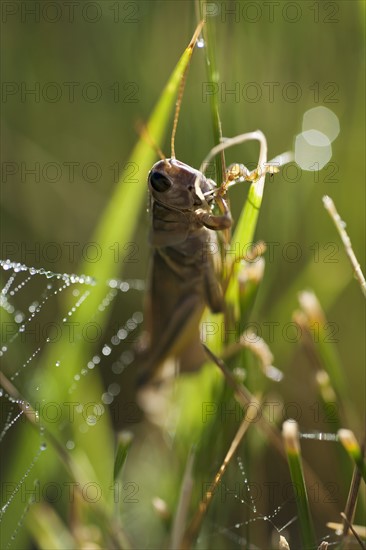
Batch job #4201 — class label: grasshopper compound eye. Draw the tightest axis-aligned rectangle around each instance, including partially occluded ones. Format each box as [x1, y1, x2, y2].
[149, 171, 172, 192]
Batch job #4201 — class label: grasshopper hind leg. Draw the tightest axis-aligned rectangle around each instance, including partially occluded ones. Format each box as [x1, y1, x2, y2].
[136, 295, 206, 387]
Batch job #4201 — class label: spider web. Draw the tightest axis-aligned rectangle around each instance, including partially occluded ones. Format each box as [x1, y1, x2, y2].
[0, 258, 144, 549]
[196, 455, 341, 550]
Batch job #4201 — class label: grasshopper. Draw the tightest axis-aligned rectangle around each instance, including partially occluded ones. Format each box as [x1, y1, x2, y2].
[137, 25, 288, 386]
[137, 156, 232, 386]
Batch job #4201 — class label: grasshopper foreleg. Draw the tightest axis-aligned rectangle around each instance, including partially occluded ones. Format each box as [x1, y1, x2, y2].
[195, 196, 232, 230]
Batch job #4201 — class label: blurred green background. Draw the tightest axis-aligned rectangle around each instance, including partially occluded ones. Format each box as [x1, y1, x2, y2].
[1, 1, 365, 548]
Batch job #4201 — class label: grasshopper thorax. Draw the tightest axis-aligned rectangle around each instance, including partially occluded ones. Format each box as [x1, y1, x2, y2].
[148, 158, 216, 211]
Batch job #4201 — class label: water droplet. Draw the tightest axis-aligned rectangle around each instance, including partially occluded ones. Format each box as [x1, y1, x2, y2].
[121, 350, 134, 365]
[108, 382, 120, 396]
[94, 404, 104, 416]
[40, 442, 47, 451]
[117, 328, 127, 340]
[126, 319, 137, 331]
[132, 311, 143, 323]
[197, 37, 205, 48]
[66, 440, 75, 450]
[102, 345, 112, 356]
[112, 361, 125, 375]
[102, 392, 113, 405]
[55, 361, 60, 367]
[86, 415, 97, 426]
[28, 301, 39, 313]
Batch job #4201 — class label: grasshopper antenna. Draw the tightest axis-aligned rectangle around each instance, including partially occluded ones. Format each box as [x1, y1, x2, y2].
[171, 20, 205, 160]
[136, 120, 169, 166]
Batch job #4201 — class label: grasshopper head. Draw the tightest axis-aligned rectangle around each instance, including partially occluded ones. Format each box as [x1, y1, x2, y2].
[148, 159, 215, 211]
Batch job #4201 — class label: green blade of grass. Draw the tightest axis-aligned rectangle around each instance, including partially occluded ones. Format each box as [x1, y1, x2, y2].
[199, 4, 225, 183]
[225, 165, 267, 320]
[338, 430, 366, 483]
[27, 503, 76, 550]
[283, 420, 317, 549]
[323, 195, 366, 298]
[113, 431, 133, 482]
[295, 290, 363, 435]
[298, 290, 346, 397]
